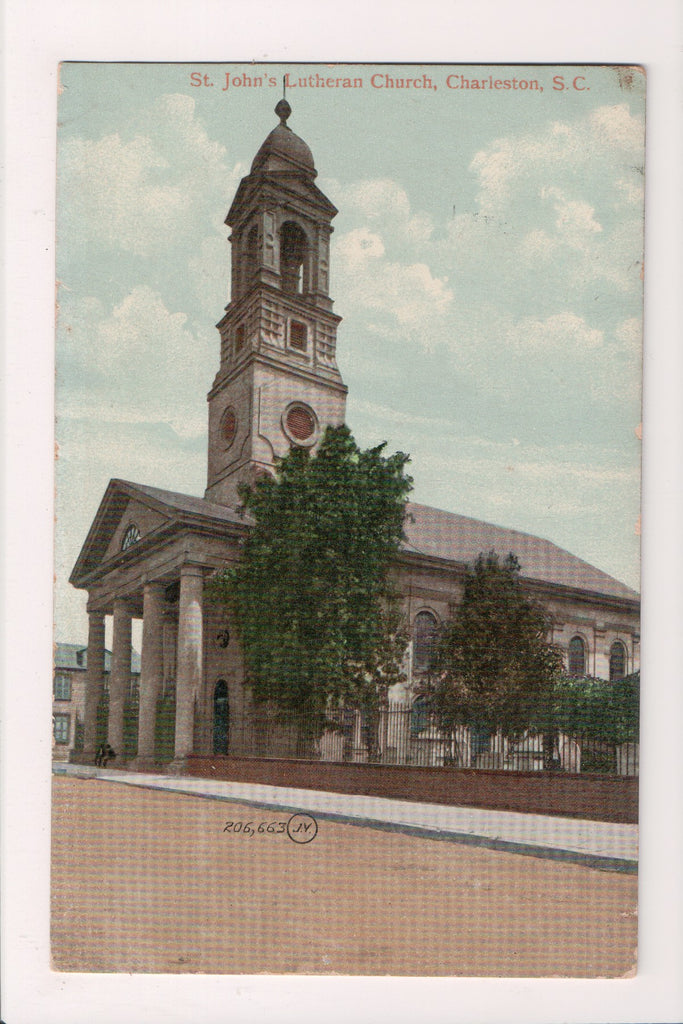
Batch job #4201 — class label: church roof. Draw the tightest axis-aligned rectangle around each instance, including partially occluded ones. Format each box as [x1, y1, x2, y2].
[73, 479, 637, 606]
[403, 501, 639, 603]
[124, 481, 247, 525]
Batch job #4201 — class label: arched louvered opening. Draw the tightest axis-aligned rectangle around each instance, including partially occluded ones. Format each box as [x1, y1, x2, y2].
[280, 221, 307, 295]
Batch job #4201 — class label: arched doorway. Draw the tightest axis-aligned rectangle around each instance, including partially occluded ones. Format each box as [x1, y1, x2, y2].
[213, 679, 229, 755]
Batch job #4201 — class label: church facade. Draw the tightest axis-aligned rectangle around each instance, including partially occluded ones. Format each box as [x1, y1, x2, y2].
[70, 101, 640, 770]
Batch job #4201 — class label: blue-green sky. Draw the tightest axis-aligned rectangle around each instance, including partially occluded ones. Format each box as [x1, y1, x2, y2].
[56, 62, 645, 643]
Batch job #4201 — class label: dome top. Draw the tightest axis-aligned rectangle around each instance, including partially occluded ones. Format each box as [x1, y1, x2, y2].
[250, 100, 316, 176]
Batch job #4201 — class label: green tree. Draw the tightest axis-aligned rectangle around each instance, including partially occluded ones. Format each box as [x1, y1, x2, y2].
[209, 425, 413, 720]
[432, 551, 563, 738]
[551, 671, 639, 744]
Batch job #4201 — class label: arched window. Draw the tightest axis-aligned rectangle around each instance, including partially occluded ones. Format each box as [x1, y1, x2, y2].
[609, 641, 627, 681]
[280, 221, 307, 295]
[413, 610, 438, 674]
[568, 636, 587, 677]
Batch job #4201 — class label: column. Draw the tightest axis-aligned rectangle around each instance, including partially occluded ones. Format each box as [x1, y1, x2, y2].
[134, 583, 165, 766]
[83, 611, 105, 758]
[174, 566, 204, 761]
[108, 599, 132, 757]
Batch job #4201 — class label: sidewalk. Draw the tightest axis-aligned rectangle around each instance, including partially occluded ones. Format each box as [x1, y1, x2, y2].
[53, 762, 638, 873]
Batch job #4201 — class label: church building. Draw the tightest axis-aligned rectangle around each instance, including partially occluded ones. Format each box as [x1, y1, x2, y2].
[69, 100, 640, 770]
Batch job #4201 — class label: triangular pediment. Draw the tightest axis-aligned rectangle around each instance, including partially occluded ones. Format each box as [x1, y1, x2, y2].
[69, 479, 174, 586]
[70, 479, 249, 588]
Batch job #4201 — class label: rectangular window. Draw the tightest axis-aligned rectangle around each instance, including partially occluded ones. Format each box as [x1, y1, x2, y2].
[289, 320, 308, 352]
[54, 672, 72, 701]
[234, 324, 245, 353]
[54, 713, 70, 744]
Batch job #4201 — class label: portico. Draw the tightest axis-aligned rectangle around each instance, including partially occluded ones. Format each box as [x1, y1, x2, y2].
[71, 480, 250, 767]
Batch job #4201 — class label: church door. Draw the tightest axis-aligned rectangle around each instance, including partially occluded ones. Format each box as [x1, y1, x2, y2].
[213, 680, 230, 755]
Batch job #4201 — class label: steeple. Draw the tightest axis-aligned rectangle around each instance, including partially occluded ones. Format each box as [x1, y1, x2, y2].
[205, 102, 347, 506]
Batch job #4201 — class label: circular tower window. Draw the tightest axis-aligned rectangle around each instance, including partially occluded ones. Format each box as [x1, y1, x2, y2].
[283, 403, 318, 446]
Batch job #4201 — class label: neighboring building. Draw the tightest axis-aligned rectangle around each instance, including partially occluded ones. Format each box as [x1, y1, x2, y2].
[53, 642, 140, 761]
[69, 100, 640, 769]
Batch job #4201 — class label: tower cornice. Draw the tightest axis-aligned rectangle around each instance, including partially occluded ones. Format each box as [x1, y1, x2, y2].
[208, 351, 348, 402]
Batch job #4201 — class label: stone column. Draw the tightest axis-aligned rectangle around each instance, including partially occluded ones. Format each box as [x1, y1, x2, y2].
[108, 599, 132, 758]
[134, 583, 165, 768]
[173, 566, 204, 763]
[82, 611, 105, 759]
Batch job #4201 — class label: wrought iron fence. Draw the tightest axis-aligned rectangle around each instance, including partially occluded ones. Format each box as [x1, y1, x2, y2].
[232, 703, 639, 776]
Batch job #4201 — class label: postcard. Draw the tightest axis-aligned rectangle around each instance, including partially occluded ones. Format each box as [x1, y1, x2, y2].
[50, 62, 645, 978]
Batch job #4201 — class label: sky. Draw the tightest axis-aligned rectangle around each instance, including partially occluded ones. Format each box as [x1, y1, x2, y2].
[55, 62, 645, 645]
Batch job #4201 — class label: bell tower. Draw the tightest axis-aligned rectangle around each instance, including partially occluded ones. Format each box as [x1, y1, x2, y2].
[205, 100, 348, 506]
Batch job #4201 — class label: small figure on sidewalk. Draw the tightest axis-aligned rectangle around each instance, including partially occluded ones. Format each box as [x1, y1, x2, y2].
[95, 743, 116, 767]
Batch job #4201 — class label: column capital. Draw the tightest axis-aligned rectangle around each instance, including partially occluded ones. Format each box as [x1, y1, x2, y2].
[179, 564, 206, 580]
[142, 579, 167, 595]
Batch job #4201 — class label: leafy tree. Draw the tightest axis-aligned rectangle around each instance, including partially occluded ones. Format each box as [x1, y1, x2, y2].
[551, 671, 639, 744]
[209, 425, 413, 720]
[431, 551, 563, 738]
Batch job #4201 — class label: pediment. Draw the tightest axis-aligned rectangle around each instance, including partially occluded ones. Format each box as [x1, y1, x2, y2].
[69, 480, 174, 586]
[70, 479, 248, 589]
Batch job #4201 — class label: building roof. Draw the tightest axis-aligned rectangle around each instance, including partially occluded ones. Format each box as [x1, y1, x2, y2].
[124, 481, 248, 525]
[54, 642, 141, 673]
[403, 501, 639, 602]
[70, 478, 248, 584]
[71, 476, 638, 605]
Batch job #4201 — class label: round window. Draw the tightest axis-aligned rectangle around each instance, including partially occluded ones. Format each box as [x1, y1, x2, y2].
[221, 408, 237, 448]
[284, 404, 317, 443]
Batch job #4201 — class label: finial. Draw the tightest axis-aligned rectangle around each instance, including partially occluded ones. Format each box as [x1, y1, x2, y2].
[275, 97, 291, 127]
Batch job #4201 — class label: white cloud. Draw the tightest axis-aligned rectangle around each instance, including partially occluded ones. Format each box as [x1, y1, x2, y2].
[327, 177, 435, 248]
[60, 133, 182, 255]
[470, 103, 644, 216]
[334, 227, 386, 271]
[58, 286, 213, 437]
[615, 317, 642, 349]
[589, 104, 644, 153]
[59, 94, 239, 260]
[504, 312, 603, 353]
[335, 241, 453, 342]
